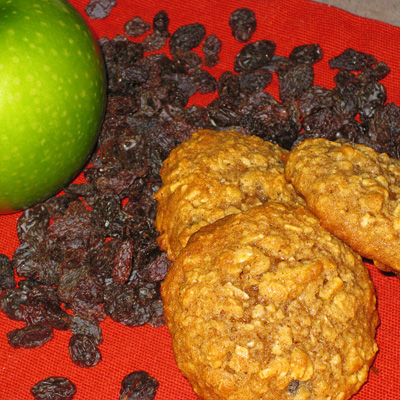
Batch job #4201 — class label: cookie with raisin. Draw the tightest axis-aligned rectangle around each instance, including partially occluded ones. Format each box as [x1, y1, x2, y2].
[284, 137, 400, 275]
[162, 202, 378, 400]
[154, 128, 303, 260]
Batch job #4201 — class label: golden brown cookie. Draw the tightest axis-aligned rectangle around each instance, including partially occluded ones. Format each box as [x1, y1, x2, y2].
[161, 202, 378, 400]
[284, 138, 400, 275]
[154, 129, 303, 260]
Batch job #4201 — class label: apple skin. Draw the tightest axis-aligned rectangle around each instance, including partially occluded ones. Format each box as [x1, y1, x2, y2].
[0, 0, 107, 213]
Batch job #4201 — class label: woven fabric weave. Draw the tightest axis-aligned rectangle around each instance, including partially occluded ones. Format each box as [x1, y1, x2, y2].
[0, 0, 399, 399]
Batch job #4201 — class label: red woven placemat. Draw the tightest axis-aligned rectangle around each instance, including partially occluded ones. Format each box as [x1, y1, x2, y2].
[1, 0, 400, 399]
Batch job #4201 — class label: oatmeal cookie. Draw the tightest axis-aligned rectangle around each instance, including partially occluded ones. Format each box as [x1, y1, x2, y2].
[284, 137, 400, 275]
[154, 129, 303, 260]
[161, 202, 378, 400]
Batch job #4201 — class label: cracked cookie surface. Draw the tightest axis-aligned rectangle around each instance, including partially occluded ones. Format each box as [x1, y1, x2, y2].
[154, 129, 303, 261]
[161, 202, 378, 400]
[284, 138, 400, 275]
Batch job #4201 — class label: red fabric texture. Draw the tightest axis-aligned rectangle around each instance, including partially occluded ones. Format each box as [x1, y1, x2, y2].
[1, 0, 400, 398]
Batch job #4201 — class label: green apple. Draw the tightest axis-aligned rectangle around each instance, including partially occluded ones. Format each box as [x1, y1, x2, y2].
[0, 0, 106, 213]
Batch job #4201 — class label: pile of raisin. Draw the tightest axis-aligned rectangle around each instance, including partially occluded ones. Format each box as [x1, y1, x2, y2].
[1, 5, 399, 398]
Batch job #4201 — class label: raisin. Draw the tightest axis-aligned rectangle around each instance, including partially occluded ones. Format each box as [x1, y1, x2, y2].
[68, 334, 102, 368]
[239, 100, 300, 149]
[16, 204, 49, 244]
[124, 16, 151, 38]
[7, 322, 53, 349]
[191, 69, 218, 94]
[69, 299, 107, 324]
[104, 283, 136, 323]
[120, 301, 152, 327]
[184, 105, 209, 129]
[74, 273, 105, 305]
[207, 98, 241, 128]
[239, 68, 273, 95]
[229, 8, 257, 43]
[360, 102, 400, 157]
[119, 371, 159, 400]
[202, 34, 222, 67]
[113, 240, 134, 284]
[278, 63, 314, 101]
[152, 10, 170, 37]
[357, 81, 387, 121]
[169, 23, 206, 54]
[43, 303, 70, 331]
[91, 191, 121, 236]
[21, 286, 69, 330]
[142, 33, 167, 53]
[47, 201, 98, 247]
[234, 40, 276, 73]
[297, 85, 335, 118]
[289, 43, 323, 65]
[68, 315, 103, 345]
[1, 288, 28, 321]
[302, 105, 348, 140]
[44, 194, 78, 219]
[31, 377, 77, 400]
[218, 71, 241, 107]
[136, 282, 159, 306]
[287, 380, 300, 395]
[138, 251, 170, 282]
[85, 0, 116, 20]
[28, 285, 61, 306]
[332, 69, 360, 116]
[329, 48, 377, 71]
[359, 61, 391, 83]
[104, 278, 153, 327]
[173, 50, 203, 73]
[0, 254, 16, 291]
[58, 265, 91, 303]
[148, 299, 165, 328]
[264, 55, 294, 73]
